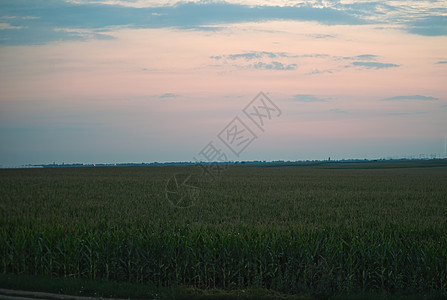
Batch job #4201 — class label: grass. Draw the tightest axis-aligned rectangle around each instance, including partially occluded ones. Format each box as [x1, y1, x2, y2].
[0, 160, 446, 298]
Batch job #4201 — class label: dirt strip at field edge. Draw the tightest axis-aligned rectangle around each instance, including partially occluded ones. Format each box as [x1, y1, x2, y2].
[0, 288, 125, 300]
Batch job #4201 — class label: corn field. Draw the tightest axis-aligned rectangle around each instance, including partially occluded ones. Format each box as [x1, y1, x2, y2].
[1, 162, 447, 297]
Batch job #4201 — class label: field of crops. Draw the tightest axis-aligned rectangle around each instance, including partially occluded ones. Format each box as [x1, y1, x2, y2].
[1, 161, 447, 298]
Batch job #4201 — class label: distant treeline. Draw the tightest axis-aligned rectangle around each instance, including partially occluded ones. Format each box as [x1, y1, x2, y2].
[31, 158, 447, 168]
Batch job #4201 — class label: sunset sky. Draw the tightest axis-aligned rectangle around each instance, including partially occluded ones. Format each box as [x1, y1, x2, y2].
[1, 0, 446, 167]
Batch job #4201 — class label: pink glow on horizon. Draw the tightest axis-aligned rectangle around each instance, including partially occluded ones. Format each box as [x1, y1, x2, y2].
[1, 19, 446, 165]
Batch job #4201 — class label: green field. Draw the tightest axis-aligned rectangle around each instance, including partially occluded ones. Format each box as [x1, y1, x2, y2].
[1, 160, 447, 299]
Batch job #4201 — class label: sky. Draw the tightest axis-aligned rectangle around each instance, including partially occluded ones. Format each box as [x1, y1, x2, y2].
[0, 0, 446, 167]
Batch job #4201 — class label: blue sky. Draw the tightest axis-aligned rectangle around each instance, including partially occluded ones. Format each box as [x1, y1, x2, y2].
[0, 0, 446, 166]
[1, 0, 446, 45]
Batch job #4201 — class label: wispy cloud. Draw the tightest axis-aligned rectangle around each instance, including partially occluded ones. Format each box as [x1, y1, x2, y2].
[160, 93, 179, 98]
[251, 61, 297, 71]
[211, 52, 398, 74]
[407, 16, 447, 37]
[292, 94, 328, 102]
[308, 69, 334, 75]
[307, 34, 335, 39]
[352, 61, 400, 69]
[0, 1, 367, 45]
[0, 23, 23, 30]
[436, 61, 447, 64]
[211, 51, 293, 61]
[54, 28, 113, 40]
[385, 111, 427, 116]
[304, 53, 399, 73]
[352, 54, 378, 61]
[2, 0, 446, 45]
[210, 51, 298, 71]
[382, 95, 438, 101]
[1, 0, 446, 46]
[330, 108, 348, 114]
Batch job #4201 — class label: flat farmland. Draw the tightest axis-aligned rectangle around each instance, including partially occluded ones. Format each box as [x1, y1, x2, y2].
[1, 161, 446, 298]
